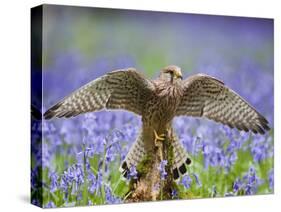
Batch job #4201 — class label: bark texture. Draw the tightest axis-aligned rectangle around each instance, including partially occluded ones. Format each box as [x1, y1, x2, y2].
[125, 128, 178, 202]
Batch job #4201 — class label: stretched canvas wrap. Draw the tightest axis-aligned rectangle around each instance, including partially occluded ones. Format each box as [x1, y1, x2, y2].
[31, 4, 274, 208]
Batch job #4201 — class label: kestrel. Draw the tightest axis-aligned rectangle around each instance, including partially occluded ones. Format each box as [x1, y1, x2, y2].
[44, 65, 270, 179]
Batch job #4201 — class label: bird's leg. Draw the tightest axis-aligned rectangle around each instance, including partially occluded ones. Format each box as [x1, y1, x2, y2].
[153, 129, 166, 163]
[153, 129, 165, 145]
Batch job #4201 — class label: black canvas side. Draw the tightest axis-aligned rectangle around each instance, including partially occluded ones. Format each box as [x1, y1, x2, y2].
[31, 5, 43, 208]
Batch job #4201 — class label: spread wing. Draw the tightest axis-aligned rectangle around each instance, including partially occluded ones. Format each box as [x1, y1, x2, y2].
[176, 74, 270, 134]
[44, 68, 155, 119]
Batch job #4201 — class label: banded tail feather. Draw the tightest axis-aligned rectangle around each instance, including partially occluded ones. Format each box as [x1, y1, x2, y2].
[171, 136, 192, 180]
[119, 132, 145, 179]
[119, 132, 192, 180]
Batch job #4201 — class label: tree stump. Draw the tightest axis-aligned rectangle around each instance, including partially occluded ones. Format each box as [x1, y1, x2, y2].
[125, 128, 178, 202]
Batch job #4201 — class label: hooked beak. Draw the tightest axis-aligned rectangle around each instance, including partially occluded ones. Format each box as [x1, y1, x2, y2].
[174, 71, 183, 80]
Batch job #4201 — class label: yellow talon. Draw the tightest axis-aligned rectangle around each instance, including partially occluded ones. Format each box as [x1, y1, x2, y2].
[153, 130, 165, 143]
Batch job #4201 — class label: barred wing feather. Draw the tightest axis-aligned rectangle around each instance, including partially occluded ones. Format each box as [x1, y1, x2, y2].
[176, 74, 270, 134]
[44, 68, 155, 119]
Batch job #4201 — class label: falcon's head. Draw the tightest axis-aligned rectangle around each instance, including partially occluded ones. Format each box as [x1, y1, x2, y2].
[160, 65, 183, 83]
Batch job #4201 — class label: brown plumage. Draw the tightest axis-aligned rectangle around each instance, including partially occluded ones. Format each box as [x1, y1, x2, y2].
[44, 65, 270, 179]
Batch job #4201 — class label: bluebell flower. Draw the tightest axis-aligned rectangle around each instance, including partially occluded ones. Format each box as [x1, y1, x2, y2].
[192, 173, 202, 187]
[60, 163, 85, 195]
[244, 183, 254, 195]
[49, 171, 59, 193]
[182, 175, 192, 189]
[42, 143, 51, 169]
[229, 152, 238, 165]
[242, 166, 263, 195]
[225, 151, 238, 171]
[158, 160, 168, 180]
[233, 178, 243, 193]
[60, 175, 69, 193]
[250, 136, 273, 163]
[104, 184, 122, 204]
[81, 113, 97, 135]
[105, 146, 117, 163]
[31, 168, 40, 189]
[45, 201, 56, 208]
[88, 172, 97, 194]
[42, 121, 56, 135]
[245, 166, 258, 185]
[128, 165, 138, 180]
[95, 171, 103, 196]
[171, 189, 178, 199]
[31, 199, 40, 207]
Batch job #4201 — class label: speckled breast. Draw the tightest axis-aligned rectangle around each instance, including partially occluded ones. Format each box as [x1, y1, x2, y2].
[143, 88, 181, 128]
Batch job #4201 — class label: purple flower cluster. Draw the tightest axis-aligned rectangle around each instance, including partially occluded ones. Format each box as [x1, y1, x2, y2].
[104, 185, 122, 204]
[158, 160, 168, 180]
[128, 166, 138, 180]
[181, 175, 192, 189]
[45, 201, 56, 208]
[232, 166, 263, 195]
[180, 173, 202, 190]
[88, 171, 102, 195]
[31, 106, 140, 206]
[60, 164, 85, 194]
[49, 171, 59, 192]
